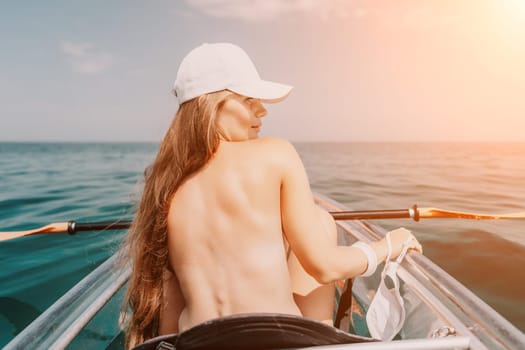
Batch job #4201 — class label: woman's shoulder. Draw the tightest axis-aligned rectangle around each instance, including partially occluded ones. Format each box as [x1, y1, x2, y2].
[252, 137, 297, 153]
[221, 137, 301, 170]
[247, 137, 299, 161]
[246, 137, 303, 174]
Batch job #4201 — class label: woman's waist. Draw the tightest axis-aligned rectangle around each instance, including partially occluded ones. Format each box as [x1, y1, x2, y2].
[184, 279, 298, 309]
[179, 298, 302, 332]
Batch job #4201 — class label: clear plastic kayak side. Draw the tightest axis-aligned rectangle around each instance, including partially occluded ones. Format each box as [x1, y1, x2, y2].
[4, 252, 130, 350]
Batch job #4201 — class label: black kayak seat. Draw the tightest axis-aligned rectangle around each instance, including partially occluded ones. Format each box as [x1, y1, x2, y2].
[132, 313, 375, 350]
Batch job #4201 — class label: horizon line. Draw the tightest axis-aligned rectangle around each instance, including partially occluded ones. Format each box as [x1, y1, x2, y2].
[1, 139, 525, 144]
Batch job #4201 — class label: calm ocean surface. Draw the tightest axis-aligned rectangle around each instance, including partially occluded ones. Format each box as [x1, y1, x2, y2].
[1, 142, 524, 347]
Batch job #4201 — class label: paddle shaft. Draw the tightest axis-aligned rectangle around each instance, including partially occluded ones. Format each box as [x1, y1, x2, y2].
[67, 206, 420, 234]
[330, 207, 419, 221]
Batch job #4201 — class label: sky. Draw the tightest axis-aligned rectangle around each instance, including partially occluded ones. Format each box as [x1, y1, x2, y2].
[1, 0, 524, 142]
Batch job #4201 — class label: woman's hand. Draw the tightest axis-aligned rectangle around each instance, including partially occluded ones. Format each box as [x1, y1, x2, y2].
[388, 227, 423, 259]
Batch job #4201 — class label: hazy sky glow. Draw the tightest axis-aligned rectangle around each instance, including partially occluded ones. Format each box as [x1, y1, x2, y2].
[1, 0, 524, 142]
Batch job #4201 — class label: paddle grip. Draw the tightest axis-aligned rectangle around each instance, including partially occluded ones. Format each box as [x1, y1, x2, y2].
[67, 221, 132, 234]
[330, 209, 412, 220]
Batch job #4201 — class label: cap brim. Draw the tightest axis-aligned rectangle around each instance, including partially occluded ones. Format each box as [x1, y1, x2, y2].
[228, 80, 293, 103]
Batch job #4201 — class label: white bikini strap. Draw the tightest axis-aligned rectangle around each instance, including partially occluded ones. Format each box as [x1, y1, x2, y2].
[383, 232, 415, 280]
[395, 234, 416, 264]
[385, 232, 416, 264]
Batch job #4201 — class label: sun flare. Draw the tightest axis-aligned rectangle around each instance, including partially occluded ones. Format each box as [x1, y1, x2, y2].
[504, 0, 525, 17]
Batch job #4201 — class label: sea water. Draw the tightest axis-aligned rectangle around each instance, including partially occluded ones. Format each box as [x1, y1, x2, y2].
[0, 142, 524, 348]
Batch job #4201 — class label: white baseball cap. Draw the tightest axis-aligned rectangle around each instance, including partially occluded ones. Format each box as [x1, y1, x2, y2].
[173, 43, 293, 105]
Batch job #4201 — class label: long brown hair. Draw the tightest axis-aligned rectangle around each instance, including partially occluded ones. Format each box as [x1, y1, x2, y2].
[120, 90, 231, 348]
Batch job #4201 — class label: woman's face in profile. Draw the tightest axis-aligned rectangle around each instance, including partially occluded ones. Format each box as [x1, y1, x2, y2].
[216, 93, 267, 141]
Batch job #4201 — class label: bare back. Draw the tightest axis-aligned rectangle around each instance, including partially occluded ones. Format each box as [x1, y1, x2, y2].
[163, 138, 301, 332]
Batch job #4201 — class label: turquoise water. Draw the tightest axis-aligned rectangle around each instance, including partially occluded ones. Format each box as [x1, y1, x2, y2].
[1, 142, 524, 347]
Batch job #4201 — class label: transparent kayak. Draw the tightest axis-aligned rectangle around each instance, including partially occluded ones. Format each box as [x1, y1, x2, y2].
[5, 193, 525, 350]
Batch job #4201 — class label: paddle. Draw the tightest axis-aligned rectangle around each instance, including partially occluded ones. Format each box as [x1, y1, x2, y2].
[330, 205, 525, 221]
[2, 205, 524, 242]
[0, 221, 131, 242]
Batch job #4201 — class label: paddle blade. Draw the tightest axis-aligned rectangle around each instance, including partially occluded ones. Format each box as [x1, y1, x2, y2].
[419, 208, 525, 220]
[0, 222, 69, 242]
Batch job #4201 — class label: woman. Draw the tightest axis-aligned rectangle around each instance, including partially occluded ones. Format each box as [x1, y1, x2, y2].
[121, 43, 422, 348]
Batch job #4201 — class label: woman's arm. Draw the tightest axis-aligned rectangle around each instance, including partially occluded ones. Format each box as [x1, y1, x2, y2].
[273, 138, 420, 284]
